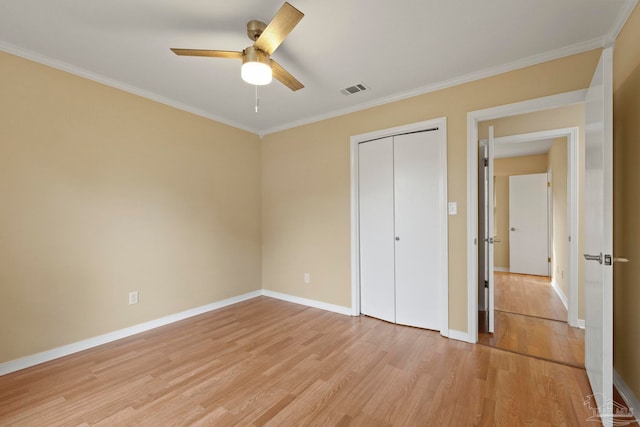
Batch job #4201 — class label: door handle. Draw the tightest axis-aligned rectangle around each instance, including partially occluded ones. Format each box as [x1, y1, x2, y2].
[584, 253, 630, 265]
[584, 253, 603, 264]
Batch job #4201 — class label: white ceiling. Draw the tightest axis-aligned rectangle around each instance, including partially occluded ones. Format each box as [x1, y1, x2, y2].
[0, 0, 635, 134]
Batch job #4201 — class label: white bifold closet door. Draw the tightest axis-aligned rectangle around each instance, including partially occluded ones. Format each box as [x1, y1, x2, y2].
[359, 130, 443, 330]
[359, 136, 396, 323]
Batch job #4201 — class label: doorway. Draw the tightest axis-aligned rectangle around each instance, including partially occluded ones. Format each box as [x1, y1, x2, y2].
[477, 124, 581, 334]
[466, 92, 584, 345]
[476, 124, 583, 366]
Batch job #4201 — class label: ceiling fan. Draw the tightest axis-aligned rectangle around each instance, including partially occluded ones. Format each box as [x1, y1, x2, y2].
[171, 2, 304, 91]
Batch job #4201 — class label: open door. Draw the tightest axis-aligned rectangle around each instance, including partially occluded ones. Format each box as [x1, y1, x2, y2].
[479, 127, 496, 333]
[583, 47, 614, 425]
[487, 127, 495, 333]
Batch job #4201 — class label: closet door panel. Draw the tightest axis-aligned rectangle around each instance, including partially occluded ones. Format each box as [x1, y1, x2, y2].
[358, 137, 395, 323]
[394, 131, 442, 330]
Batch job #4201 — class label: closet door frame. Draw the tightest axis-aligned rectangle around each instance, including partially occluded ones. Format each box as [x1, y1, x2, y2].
[350, 117, 449, 337]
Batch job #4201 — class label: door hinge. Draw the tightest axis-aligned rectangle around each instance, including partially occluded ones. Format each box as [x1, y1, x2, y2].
[547, 181, 551, 187]
[484, 280, 489, 288]
[483, 158, 488, 167]
[548, 257, 551, 263]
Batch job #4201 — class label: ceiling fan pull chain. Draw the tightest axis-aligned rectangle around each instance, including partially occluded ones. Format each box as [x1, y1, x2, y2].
[255, 84, 259, 112]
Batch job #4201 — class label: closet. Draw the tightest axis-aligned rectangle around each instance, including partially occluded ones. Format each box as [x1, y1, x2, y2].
[358, 127, 446, 331]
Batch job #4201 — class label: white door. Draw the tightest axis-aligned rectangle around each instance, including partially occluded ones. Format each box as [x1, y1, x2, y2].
[509, 173, 549, 276]
[487, 127, 495, 333]
[584, 47, 614, 425]
[478, 144, 488, 313]
[394, 131, 442, 330]
[359, 136, 395, 323]
[358, 129, 444, 330]
[478, 128, 496, 333]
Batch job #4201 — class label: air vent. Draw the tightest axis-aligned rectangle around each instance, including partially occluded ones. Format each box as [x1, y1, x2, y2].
[341, 82, 369, 96]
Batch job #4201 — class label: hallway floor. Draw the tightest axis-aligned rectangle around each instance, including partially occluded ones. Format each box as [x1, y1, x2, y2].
[479, 272, 584, 367]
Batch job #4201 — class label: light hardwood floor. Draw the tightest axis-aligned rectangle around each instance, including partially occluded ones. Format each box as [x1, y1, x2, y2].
[494, 272, 567, 321]
[0, 297, 598, 426]
[479, 273, 638, 426]
[479, 311, 585, 367]
[479, 272, 584, 367]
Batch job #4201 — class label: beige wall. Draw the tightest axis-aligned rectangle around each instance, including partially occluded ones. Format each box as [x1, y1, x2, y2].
[262, 49, 601, 332]
[479, 105, 584, 318]
[492, 154, 548, 269]
[613, 1, 640, 405]
[548, 138, 569, 299]
[0, 52, 262, 363]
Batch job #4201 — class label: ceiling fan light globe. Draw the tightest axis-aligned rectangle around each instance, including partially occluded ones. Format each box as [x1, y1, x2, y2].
[241, 61, 273, 85]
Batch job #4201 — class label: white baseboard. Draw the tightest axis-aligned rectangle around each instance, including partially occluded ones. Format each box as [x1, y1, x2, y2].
[577, 319, 585, 329]
[614, 369, 640, 423]
[448, 329, 472, 343]
[550, 280, 569, 310]
[261, 289, 353, 316]
[0, 288, 469, 376]
[0, 290, 262, 376]
[494, 267, 510, 272]
[262, 291, 454, 339]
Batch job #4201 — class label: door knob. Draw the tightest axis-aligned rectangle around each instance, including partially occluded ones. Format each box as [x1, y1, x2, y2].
[395, 237, 400, 241]
[510, 227, 517, 231]
[584, 253, 630, 265]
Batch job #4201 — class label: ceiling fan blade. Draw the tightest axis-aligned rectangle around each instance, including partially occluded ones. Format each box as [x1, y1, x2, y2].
[272, 60, 304, 91]
[254, 2, 304, 55]
[170, 49, 243, 59]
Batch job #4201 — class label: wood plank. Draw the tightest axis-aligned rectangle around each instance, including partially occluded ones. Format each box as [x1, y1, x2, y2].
[0, 297, 599, 425]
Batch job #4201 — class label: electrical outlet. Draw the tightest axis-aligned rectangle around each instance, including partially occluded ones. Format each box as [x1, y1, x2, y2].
[129, 291, 139, 305]
[304, 273, 310, 284]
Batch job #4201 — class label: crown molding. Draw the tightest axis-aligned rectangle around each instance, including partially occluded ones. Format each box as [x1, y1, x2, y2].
[0, 41, 261, 135]
[261, 37, 605, 135]
[0, 30, 614, 137]
[605, 0, 639, 46]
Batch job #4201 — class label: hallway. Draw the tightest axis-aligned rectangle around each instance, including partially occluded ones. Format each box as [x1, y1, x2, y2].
[479, 272, 584, 367]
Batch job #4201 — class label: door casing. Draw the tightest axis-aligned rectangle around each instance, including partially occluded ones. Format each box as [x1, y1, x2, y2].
[467, 90, 585, 343]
